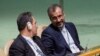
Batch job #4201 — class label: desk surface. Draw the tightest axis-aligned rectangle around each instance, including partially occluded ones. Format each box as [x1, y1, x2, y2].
[79, 48, 100, 56]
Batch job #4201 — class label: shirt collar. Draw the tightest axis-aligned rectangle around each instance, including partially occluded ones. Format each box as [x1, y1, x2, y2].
[22, 35, 33, 42]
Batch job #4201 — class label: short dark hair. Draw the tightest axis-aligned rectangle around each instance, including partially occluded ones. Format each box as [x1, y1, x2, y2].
[47, 4, 63, 17]
[17, 12, 33, 31]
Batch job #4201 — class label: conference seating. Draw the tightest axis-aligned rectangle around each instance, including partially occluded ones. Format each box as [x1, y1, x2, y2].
[0, 48, 6, 56]
[4, 40, 14, 56]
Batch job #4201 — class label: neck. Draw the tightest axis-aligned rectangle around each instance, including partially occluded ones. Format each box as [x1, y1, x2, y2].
[20, 30, 33, 38]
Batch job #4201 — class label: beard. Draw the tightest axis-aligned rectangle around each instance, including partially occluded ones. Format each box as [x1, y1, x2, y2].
[56, 20, 65, 28]
[57, 23, 64, 28]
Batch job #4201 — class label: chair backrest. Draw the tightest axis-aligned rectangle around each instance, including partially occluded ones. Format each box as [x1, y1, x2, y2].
[0, 48, 6, 56]
[4, 40, 14, 56]
[37, 25, 47, 37]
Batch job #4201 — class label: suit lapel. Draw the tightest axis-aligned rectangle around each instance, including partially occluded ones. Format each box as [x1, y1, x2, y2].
[51, 24, 71, 51]
[32, 36, 43, 50]
[65, 23, 76, 44]
[32, 36, 46, 55]
[58, 31, 70, 49]
[18, 35, 35, 56]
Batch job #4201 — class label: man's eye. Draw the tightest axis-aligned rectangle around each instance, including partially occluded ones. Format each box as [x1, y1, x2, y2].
[58, 15, 62, 18]
[52, 17, 57, 19]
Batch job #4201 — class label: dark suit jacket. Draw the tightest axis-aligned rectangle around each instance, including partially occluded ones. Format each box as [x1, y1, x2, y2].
[9, 35, 47, 56]
[41, 22, 84, 56]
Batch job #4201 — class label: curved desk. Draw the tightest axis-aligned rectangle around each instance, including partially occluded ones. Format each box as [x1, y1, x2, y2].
[79, 48, 100, 56]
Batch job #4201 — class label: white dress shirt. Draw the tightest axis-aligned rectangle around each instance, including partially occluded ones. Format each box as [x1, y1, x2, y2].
[22, 35, 45, 56]
[61, 25, 80, 53]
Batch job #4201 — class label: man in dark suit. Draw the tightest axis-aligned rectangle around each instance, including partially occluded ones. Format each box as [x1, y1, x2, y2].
[9, 12, 46, 56]
[41, 4, 84, 56]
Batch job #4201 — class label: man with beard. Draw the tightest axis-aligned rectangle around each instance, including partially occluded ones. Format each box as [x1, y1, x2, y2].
[41, 4, 84, 56]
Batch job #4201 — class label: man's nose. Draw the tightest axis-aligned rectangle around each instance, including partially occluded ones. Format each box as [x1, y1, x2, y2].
[57, 18, 61, 22]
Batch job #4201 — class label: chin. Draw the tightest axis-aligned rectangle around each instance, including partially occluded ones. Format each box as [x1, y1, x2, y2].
[57, 24, 64, 28]
[32, 33, 37, 36]
[34, 33, 37, 36]
[57, 25, 62, 28]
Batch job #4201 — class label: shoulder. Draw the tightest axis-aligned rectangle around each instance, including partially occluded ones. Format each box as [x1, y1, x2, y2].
[10, 35, 26, 50]
[65, 22, 75, 26]
[9, 35, 27, 56]
[42, 24, 54, 34]
[65, 22, 76, 28]
[41, 24, 56, 40]
[43, 24, 59, 33]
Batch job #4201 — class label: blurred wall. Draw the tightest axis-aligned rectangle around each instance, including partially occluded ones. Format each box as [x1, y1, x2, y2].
[0, 0, 100, 48]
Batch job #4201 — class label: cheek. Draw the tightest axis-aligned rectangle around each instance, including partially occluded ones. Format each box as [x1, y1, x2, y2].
[61, 17, 64, 22]
[61, 18, 64, 21]
[32, 25, 35, 31]
[33, 25, 37, 30]
[51, 20, 55, 23]
[35, 25, 37, 31]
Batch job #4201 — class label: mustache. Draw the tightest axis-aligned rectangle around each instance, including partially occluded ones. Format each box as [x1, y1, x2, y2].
[56, 20, 64, 24]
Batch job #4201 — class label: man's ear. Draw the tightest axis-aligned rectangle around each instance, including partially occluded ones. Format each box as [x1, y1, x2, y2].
[27, 22, 32, 30]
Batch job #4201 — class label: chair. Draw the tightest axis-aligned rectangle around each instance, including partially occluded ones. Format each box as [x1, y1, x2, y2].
[0, 48, 6, 56]
[4, 40, 14, 56]
[37, 25, 47, 37]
